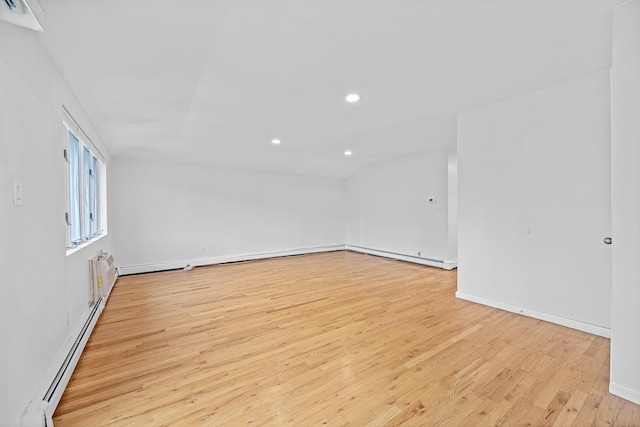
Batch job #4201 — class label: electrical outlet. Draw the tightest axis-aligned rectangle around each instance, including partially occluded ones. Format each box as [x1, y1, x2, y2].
[198, 246, 205, 254]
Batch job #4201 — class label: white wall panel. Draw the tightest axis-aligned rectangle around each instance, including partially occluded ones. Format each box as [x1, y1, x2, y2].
[457, 70, 611, 331]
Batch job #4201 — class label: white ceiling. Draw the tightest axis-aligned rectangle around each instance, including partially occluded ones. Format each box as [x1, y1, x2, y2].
[39, 0, 616, 178]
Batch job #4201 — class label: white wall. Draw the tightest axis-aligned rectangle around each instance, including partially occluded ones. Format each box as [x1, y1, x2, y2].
[111, 157, 346, 273]
[0, 23, 114, 425]
[457, 70, 612, 336]
[610, 0, 640, 404]
[345, 118, 456, 268]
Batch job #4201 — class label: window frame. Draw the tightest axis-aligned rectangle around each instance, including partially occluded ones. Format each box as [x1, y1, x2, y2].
[63, 119, 104, 252]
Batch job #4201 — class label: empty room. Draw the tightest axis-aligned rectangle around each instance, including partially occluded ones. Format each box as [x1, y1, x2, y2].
[2, 0, 640, 425]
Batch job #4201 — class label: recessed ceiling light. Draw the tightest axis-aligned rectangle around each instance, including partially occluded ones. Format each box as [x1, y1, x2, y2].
[345, 93, 360, 103]
[271, 139, 281, 145]
[344, 150, 353, 156]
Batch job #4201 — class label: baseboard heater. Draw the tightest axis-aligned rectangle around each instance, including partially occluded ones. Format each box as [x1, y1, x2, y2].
[22, 252, 117, 427]
[346, 245, 457, 270]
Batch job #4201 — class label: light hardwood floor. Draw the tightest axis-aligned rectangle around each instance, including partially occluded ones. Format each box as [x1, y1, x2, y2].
[54, 251, 640, 426]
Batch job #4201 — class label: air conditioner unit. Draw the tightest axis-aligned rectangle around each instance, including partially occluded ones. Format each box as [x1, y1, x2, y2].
[90, 251, 117, 304]
[0, 0, 43, 31]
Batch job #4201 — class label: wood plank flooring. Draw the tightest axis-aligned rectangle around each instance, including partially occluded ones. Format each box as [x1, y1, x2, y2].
[54, 251, 640, 426]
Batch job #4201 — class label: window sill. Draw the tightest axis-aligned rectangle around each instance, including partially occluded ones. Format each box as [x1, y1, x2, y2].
[66, 233, 107, 256]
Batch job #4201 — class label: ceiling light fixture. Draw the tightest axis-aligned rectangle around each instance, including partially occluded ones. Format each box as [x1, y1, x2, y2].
[344, 150, 353, 156]
[345, 93, 360, 103]
[271, 139, 281, 145]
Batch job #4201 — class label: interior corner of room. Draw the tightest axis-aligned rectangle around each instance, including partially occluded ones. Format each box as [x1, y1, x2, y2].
[1, 0, 640, 425]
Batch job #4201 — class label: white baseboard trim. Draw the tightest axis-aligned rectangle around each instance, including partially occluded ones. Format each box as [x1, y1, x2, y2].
[610, 382, 640, 405]
[346, 244, 457, 270]
[22, 284, 117, 427]
[117, 244, 347, 276]
[455, 291, 611, 338]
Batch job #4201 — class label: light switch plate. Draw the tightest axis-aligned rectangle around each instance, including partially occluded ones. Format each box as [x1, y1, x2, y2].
[14, 179, 23, 206]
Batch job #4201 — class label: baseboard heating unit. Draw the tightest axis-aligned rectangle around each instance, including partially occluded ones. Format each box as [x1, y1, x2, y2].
[346, 245, 457, 270]
[21, 251, 118, 427]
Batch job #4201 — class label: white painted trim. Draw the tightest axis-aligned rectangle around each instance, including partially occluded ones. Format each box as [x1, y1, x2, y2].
[65, 232, 107, 256]
[610, 382, 640, 405]
[455, 292, 611, 338]
[346, 245, 457, 270]
[443, 260, 458, 270]
[21, 287, 117, 426]
[117, 245, 347, 276]
[45, 305, 103, 414]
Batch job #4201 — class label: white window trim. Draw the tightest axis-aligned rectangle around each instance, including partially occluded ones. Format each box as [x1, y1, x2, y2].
[63, 117, 106, 255]
[66, 233, 108, 256]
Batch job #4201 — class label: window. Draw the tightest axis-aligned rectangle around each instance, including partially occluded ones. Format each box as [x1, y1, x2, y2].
[64, 116, 104, 250]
